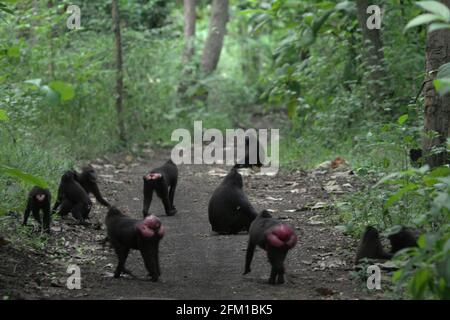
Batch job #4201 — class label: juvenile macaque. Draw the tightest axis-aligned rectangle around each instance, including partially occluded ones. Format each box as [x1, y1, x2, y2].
[23, 186, 52, 233]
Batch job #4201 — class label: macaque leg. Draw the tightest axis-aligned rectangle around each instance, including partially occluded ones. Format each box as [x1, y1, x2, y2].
[139, 243, 158, 281]
[58, 199, 73, 218]
[114, 246, 130, 278]
[268, 266, 277, 285]
[158, 186, 175, 216]
[277, 265, 285, 284]
[268, 250, 286, 285]
[91, 183, 110, 207]
[244, 242, 256, 274]
[23, 203, 32, 226]
[169, 183, 177, 209]
[31, 209, 42, 226]
[155, 243, 161, 276]
[42, 205, 51, 233]
[71, 203, 88, 225]
[142, 186, 153, 218]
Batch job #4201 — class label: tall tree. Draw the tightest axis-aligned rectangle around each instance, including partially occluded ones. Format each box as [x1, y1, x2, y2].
[182, 0, 196, 65]
[201, 0, 229, 74]
[422, 0, 450, 167]
[355, 0, 386, 88]
[112, 0, 126, 144]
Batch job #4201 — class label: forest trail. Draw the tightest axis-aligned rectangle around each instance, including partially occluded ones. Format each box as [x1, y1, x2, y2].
[1, 151, 384, 300]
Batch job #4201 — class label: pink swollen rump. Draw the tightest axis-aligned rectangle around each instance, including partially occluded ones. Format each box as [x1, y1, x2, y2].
[266, 224, 297, 249]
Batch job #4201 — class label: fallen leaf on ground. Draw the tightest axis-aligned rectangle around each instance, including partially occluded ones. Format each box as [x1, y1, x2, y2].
[265, 196, 283, 201]
[207, 169, 228, 177]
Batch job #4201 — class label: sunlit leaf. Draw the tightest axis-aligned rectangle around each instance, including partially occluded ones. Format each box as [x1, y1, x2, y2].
[6, 45, 20, 58]
[434, 78, 450, 95]
[405, 13, 441, 31]
[416, 1, 450, 21]
[398, 114, 408, 125]
[49, 81, 75, 101]
[40, 85, 60, 105]
[24, 78, 42, 88]
[0, 108, 9, 121]
[429, 22, 450, 32]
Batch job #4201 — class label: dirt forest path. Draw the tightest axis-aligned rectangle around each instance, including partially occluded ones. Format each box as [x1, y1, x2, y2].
[1, 150, 384, 300]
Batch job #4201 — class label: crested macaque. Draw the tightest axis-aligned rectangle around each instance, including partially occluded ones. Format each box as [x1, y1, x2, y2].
[52, 170, 92, 225]
[23, 186, 52, 233]
[208, 167, 258, 234]
[355, 226, 392, 264]
[105, 207, 164, 281]
[388, 226, 418, 254]
[77, 165, 110, 207]
[243, 210, 297, 285]
[235, 135, 265, 168]
[142, 159, 178, 217]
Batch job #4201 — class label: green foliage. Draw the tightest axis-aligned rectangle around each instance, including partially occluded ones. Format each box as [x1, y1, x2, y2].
[393, 229, 450, 299]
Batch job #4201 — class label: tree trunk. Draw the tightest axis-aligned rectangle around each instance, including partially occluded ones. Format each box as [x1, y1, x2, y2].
[177, 0, 197, 98]
[112, 0, 126, 144]
[422, 0, 450, 167]
[182, 0, 196, 65]
[201, 0, 229, 74]
[47, 1, 55, 78]
[355, 0, 386, 87]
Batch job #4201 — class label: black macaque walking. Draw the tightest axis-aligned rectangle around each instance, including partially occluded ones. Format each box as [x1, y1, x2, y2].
[23, 186, 52, 233]
[142, 160, 178, 217]
[105, 207, 164, 281]
[208, 167, 258, 234]
[243, 210, 297, 284]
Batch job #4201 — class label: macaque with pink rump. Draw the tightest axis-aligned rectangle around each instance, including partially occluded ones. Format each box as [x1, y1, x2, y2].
[105, 207, 164, 281]
[243, 210, 297, 284]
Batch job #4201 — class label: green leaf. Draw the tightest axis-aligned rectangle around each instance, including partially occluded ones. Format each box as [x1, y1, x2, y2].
[335, 1, 356, 13]
[428, 22, 450, 32]
[410, 268, 429, 299]
[398, 114, 409, 125]
[0, 165, 48, 188]
[434, 78, 450, 95]
[24, 78, 42, 88]
[437, 62, 450, 78]
[40, 85, 60, 105]
[384, 183, 419, 208]
[416, 1, 450, 21]
[0, 108, 9, 121]
[49, 81, 75, 101]
[6, 45, 20, 58]
[418, 234, 427, 248]
[405, 13, 442, 31]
